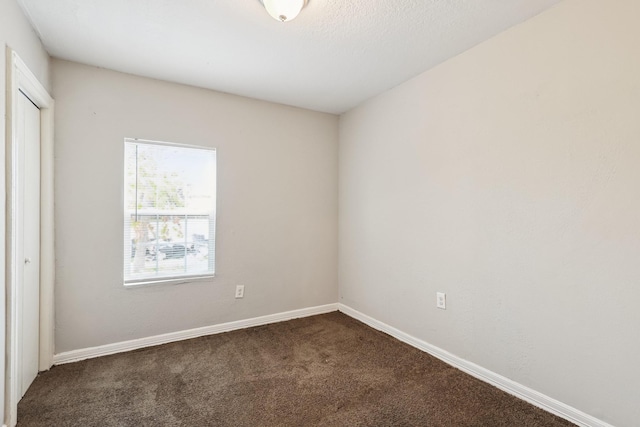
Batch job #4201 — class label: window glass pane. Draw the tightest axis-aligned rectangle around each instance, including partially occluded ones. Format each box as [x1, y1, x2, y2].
[186, 215, 211, 274]
[124, 139, 216, 284]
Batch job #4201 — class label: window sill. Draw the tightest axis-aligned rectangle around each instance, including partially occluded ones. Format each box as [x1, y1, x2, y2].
[124, 274, 215, 288]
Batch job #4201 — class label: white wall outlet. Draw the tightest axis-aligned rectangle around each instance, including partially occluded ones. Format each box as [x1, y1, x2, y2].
[235, 285, 245, 299]
[436, 292, 446, 309]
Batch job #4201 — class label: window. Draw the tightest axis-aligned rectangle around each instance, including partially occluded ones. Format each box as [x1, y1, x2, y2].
[124, 138, 216, 285]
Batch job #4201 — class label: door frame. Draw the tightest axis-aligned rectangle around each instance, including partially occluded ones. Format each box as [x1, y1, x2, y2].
[4, 49, 55, 427]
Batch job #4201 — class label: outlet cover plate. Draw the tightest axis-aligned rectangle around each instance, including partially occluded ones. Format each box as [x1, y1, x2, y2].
[436, 292, 446, 309]
[235, 285, 245, 299]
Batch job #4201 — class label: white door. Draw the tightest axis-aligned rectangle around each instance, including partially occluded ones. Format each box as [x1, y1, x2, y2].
[17, 89, 41, 397]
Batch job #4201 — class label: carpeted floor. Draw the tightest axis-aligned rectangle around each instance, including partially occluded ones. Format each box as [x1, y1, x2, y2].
[18, 312, 575, 426]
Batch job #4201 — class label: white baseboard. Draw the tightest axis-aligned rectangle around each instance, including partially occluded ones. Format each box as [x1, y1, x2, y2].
[53, 303, 338, 365]
[337, 304, 613, 427]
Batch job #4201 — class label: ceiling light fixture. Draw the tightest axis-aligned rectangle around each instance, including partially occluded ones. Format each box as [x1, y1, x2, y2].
[260, 0, 309, 23]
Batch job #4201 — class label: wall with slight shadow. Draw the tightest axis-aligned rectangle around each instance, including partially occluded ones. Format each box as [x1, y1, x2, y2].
[52, 59, 339, 353]
[339, 0, 640, 425]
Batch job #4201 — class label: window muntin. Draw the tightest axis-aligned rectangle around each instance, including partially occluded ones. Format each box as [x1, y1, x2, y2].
[124, 139, 216, 285]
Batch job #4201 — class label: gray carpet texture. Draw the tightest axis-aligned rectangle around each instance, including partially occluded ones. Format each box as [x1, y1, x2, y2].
[18, 312, 575, 426]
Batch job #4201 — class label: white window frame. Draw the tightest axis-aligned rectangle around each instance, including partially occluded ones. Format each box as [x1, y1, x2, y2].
[123, 138, 217, 286]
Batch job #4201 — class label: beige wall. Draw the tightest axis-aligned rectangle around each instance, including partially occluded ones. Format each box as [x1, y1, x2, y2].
[339, 0, 639, 425]
[52, 59, 339, 353]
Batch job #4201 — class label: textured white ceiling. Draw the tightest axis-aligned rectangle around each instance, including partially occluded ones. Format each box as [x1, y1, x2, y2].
[18, 0, 562, 114]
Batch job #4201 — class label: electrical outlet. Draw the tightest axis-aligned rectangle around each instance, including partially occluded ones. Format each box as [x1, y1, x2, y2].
[235, 285, 245, 299]
[436, 292, 446, 310]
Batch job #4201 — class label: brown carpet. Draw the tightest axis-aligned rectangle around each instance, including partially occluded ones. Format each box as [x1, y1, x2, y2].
[18, 312, 575, 426]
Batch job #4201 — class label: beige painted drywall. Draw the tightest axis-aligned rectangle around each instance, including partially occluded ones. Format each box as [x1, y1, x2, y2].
[1, 0, 51, 423]
[52, 59, 338, 353]
[339, 0, 639, 425]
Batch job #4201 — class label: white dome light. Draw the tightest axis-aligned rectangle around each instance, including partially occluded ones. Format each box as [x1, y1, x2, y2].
[261, 0, 307, 22]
